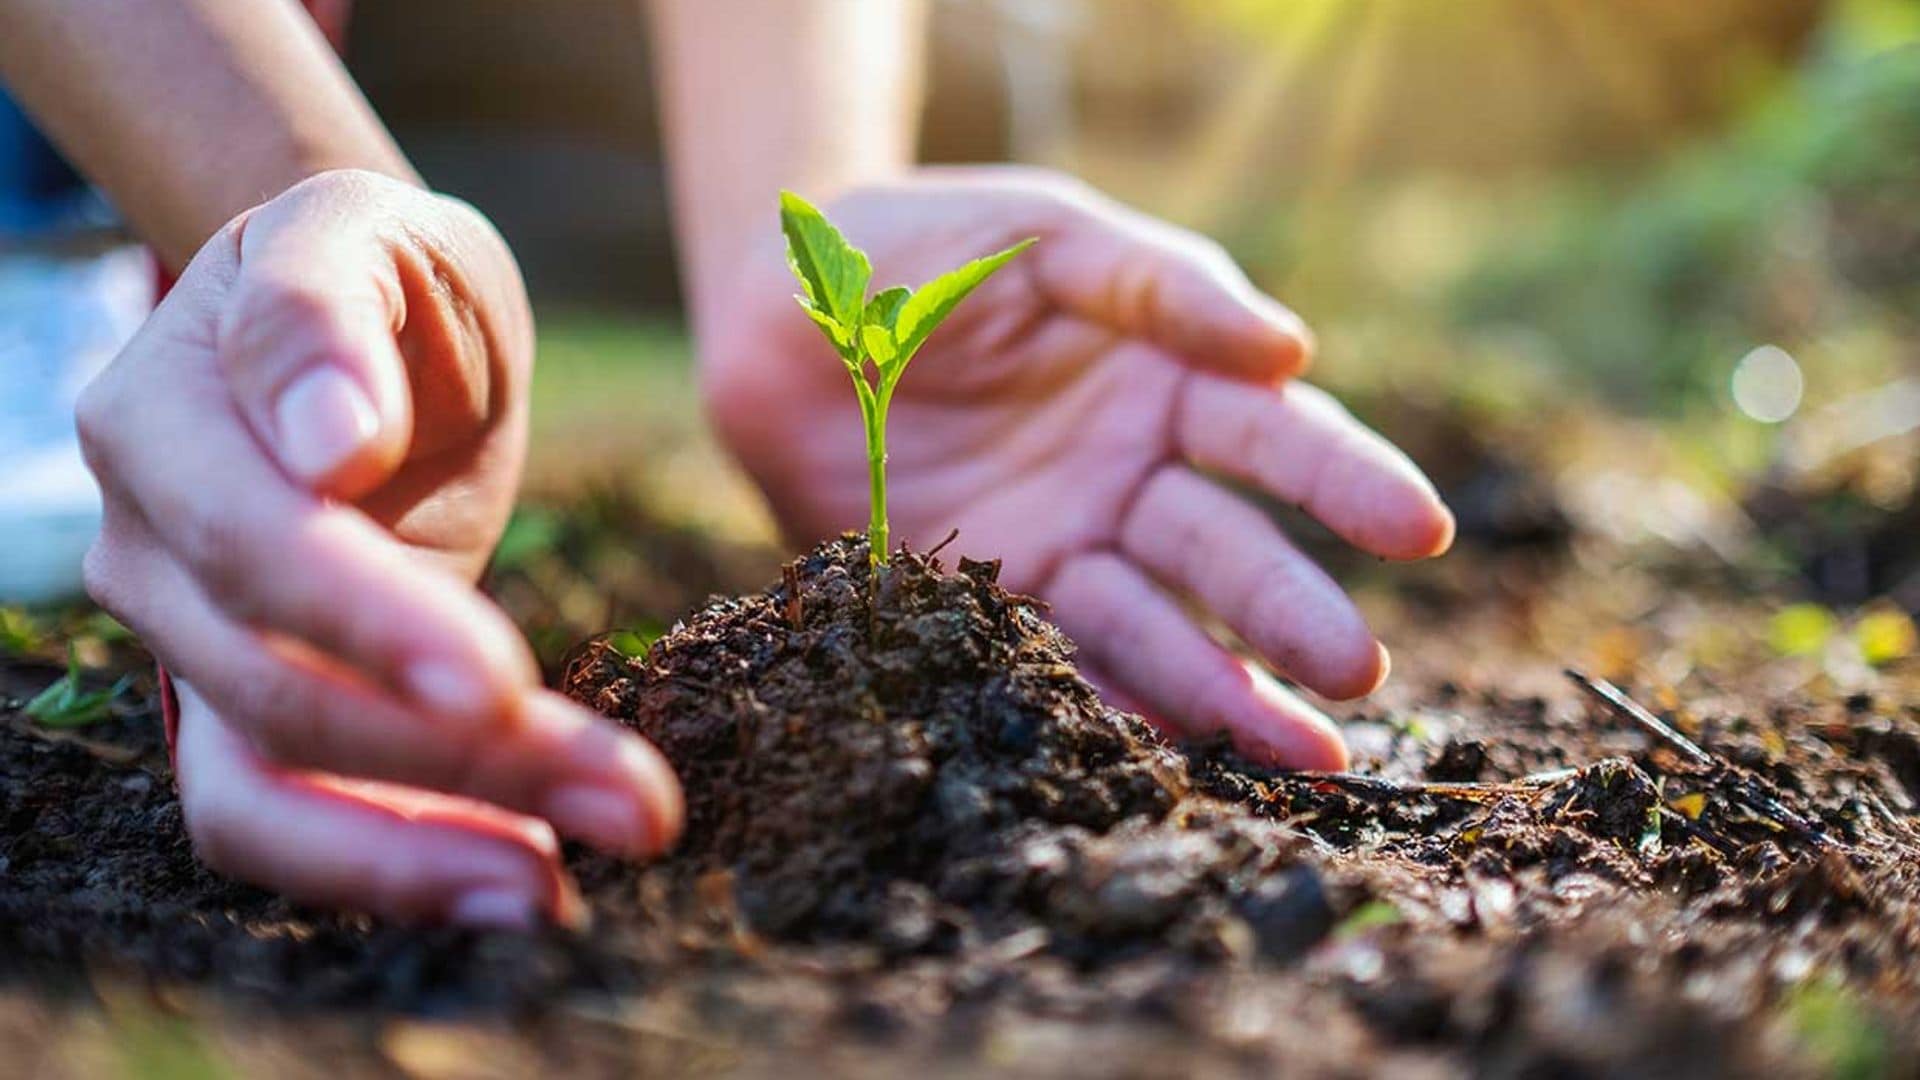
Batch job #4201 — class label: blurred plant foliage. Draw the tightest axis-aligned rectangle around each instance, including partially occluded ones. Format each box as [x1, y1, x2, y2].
[1453, 18, 1920, 412]
[1780, 973, 1893, 1080]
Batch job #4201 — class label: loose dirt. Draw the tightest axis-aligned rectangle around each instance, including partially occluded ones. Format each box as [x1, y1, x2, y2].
[4, 538, 1919, 1077]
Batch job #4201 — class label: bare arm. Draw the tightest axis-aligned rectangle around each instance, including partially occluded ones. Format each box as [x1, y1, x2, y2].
[0, 0, 414, 268]
[646, 0, 926, 335]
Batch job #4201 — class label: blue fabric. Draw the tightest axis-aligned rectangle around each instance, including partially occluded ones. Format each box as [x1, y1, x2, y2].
[0, 89, 101, 236]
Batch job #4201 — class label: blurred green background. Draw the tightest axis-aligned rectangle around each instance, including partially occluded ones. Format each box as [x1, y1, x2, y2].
[441, 0, 1920, 600]
[15, 0, 1920, 681]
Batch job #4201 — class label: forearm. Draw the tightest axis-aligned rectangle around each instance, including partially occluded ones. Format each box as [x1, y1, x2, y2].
[0, 0, 414, 269]
[646, 0, 925, 337]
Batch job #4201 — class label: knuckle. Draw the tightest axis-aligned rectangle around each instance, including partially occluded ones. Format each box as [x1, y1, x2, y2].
[281, 167, 396, 212]
[1181, 231, 1238, 275]
[248, 693, 331, 770]
[79, 539, 123, 613]
[225, 276, 342, 362]
[72, 378, 120, 470]
[1108, 255, 1165, 328]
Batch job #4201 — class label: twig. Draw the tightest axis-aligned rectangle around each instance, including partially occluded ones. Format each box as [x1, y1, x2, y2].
[1287, 766, 1582, 805]
[780, 563, 803, 629]
[1566, 670, 1834, 848]
[927, 527, 962, 560]
[1565, 670, 1715, 768]
[1725, 773, 1834, 847]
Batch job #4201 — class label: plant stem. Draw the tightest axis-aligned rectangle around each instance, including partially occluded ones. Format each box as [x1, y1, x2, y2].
[849, 372, 890, 584]
[865, 392, 889, 574]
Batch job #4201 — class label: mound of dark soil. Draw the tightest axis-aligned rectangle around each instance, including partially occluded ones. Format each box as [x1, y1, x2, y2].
[5, 537, 1920, 1076]
[562, 537, 1314, 959]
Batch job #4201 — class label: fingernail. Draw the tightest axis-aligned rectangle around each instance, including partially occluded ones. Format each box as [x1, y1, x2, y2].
[274, 367, 378, 481]
[449, 886, 539, 930]
[407, 660, 495, 720]
[543, 783, 646, 854]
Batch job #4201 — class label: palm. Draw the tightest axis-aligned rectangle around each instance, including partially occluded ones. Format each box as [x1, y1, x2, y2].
[704, 172, 1454, 769]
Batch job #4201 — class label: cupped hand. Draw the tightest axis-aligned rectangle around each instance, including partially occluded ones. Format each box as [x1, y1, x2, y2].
[703, 168, 1453, 770]
[78, 170, 681, 928]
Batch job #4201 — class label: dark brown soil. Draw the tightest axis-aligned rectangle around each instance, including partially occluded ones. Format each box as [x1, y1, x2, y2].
[5, 538, 1920, 1077]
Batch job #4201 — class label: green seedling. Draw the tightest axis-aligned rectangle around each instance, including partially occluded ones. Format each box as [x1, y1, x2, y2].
[24, 645, 132, 729]
[608, 619, 667, 660]
[779, 191, 1033, 579]
[1334, 899, 1404, 939]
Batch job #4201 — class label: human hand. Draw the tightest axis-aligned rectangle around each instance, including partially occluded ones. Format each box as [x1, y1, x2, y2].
[703, 168, 1453, 771]
[78, 170, 681, 927]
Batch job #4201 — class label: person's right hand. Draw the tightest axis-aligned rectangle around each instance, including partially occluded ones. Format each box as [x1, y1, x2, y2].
[77, 170, 682, 928]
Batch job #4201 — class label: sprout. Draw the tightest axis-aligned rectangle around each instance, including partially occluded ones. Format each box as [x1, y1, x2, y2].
[24, 646, 132, 729]
[779, 191, 1033, 581]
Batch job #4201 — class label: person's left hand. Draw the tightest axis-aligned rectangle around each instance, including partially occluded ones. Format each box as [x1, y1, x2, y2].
[701, 168, 1454, 771]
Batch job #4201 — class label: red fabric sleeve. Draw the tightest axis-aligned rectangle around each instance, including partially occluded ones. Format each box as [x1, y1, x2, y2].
[158, 666, 180, 767]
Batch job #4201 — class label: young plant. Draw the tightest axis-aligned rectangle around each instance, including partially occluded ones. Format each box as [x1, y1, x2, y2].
[24, 646, 132, 729]
[780, 191, 1033, 578]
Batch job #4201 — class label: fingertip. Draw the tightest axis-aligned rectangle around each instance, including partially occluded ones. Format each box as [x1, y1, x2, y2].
[1275, 726, 1351, 773]
[273, 366, 377, 481]
[1249, 293, 1315, 380]
[523, 693, 685, 856]
[407, 658, 512, 723]
[1241, 667, 1350, 771]
[402, 629, 539, 728]
[1205, 294, 1314, 386]
[1424, 502, 1458, 558]
[448, 886, 540, 930]
[1369, 489, 1457, 562]
[224, 273, 412, 498]
[1309, 638, 1391, 702]
[628, 738, 686, 853]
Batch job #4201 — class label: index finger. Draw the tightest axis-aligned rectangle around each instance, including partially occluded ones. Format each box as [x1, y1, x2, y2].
[1025, 185, 1313, 384]
[1176, 374, 1456, 561]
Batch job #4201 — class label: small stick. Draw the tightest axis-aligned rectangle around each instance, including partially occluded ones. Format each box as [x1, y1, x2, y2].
[927, 527, 961, 560]
[1286, 766, 1581, 804]
[780, 563, 804, 629]
[1567, 671, 1834, 848]
[1565, 670, 1715, 768]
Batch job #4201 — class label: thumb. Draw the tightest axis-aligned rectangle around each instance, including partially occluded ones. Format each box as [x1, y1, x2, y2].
[1034, 196, 1313, 384]
[215, 172, 424, 500]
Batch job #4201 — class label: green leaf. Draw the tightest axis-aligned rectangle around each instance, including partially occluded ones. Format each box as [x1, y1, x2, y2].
[795, 297, 856, 360]
[1855, 608, 1916, 667]
[860, 324, 898, 366]
[1769, 603, 1836, 658]
[23, 647, 130, 729]
[780, 191, 871, 331]
[491, 506, 561, 573]
[607, 620, 665, 660]
[864, 286, 911, 332]
[1334, 899, 1403, 939]
[893, 238, 1035, 366]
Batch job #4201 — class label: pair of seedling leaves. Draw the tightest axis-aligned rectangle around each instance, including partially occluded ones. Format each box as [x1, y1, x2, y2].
[781, 190, 1033, 568]
[781, 191, 1033, 409]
